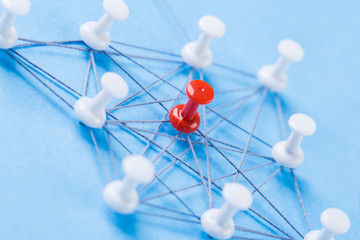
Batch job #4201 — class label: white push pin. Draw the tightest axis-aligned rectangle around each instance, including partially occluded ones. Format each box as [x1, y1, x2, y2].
[181, 15, 225, 69]
[258, 39, 304, 92]
[201, 183, 252, 239]
[74, 72, 128, 128]
[304, 208, 351, 240]
[272, 113, 316, 168]
[0, 0, 31, 49]
[80, 0, 129, 50]
[103, 155, 154, 214]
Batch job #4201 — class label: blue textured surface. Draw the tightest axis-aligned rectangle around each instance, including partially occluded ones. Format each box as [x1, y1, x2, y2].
[0, 0, 359, 239]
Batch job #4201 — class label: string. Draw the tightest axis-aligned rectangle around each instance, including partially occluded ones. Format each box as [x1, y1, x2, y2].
[275, 93, 287, 140]
[4, 50, 74, 109]
[187, 134, 210, 196]
[109, 45, 273, 149]
[203, 105, 213, 208]
[89, 129, 111, 182]
[141, 68, 193, 156]
[161, 0, 192, 41]
[82, 51, 92, 96]
[234, 88, 268, 181]
[291, 169, 311, 232]
[9, 49, 81, 97]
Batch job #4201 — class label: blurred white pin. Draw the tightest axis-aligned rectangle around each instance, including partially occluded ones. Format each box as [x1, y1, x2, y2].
[80, 0, 129, 50]
[74, 72, 128, 128]
[201, 183, 252, 239]
[0, 0, 31, 49]
[272, 113, 316, 168]
[181, 15, 225, 69]
[304, 208, 351, 240]
[258, 39, 304, 92]
[103, 155, 154, 214]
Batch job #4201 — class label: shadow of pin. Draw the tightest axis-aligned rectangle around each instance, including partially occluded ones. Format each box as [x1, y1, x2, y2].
[107, 209, 138, 235]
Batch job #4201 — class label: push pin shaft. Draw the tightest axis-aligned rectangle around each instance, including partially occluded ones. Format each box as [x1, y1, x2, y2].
[216, 202, 238, 226]
[194, 31, 212, 56]
[182, 98, 200, 121]
[94, 13, 115, 36]
[285, 131, 304, 155]
[89, 87, 114, 113]
[118, 175, 138, 199]
[0, 11, 16, 34]
[273, 55, 291, 78]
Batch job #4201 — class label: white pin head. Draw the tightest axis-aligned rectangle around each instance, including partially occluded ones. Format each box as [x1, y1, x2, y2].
[257, 39, 304, 92]
[101, 72, 129, 99]
[201, 183, 252, 239]
[321, 208, 351, 235]
[222, 182, 252, 210]
[103, 0, 129, 21]
[1, 0, 31, 16]
[103, 155, 154, 214]
[122, 155, 154, 184]
[80, 0, 129, 50]
[181, 15, 225, 69]
[304, 208, 351, 240]
[288, 113, 316, 137]
[0, 0, 31, 49]
[198, 15, 226, 39]
[74, 72, 128, 128]
[272, 113, 316, 168]
[278, 39, 304, 62]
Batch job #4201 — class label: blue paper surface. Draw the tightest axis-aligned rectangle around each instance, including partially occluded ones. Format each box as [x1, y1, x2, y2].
[0, 0, 359, 239]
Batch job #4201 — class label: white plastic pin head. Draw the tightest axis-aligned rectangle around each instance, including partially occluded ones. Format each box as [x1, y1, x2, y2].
[2, 0, 30, 15]
[257, 39, 304, 92]
[101, 72, 129, 99]
[103, 155, 154, 214]
[278, 39, 304, 63]
[0, 0, 31, 49]
[222, 183, 253, 211]
[272, 113, 316, 168]
[288, 113, 316, 137]
[74, 72, 129, 128]
[304, 208, 351, 240]
[181, 15, 225, 69]
[198, 15, 226, 39]
[201, 183, 252, 239]
[122, 154, 154, 184]
[80, 0, 129, 50]
[103, 0, 129, 21]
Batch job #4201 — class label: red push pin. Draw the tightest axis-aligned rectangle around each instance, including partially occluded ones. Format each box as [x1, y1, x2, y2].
[169, 80, 214, 133]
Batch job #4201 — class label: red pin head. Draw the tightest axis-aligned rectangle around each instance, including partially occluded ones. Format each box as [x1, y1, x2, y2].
[169, 80, 214, 133]
[186, 80, 214, 105]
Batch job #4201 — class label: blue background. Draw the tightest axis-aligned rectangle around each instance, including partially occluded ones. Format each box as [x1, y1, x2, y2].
[0, 0, 359, 239]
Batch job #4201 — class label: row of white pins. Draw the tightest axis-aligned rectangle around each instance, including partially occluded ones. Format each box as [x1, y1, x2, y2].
[103, 156, 351, 240]
[0, 0, 351, 239]
[0, 0, 301, 94]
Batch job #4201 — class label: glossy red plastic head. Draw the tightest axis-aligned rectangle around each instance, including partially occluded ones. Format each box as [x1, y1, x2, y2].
[186, 80, 214, 105]
[169, 104, 200, 133]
